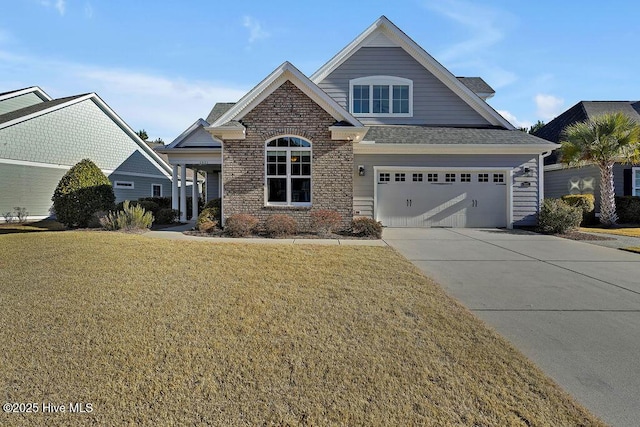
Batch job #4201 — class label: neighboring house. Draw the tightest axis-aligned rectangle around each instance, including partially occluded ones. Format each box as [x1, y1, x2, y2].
[0, 86, 175, 221]
[534, 101, 640, 210]
[161, 16, 558, 229]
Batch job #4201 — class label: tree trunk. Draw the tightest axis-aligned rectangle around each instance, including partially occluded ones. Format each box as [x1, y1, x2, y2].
[599, 162, 618, 225]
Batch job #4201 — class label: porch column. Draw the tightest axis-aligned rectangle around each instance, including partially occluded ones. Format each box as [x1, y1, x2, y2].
[180, 164, 187, 222]
[171, 164, 179, 211]
[191, 168, 199, 221]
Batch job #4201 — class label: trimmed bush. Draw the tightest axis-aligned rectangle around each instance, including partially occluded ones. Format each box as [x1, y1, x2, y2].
[52, 159, 116, 227]
[351, 217, 383, 238]
[203, 198, 221, 210]
[87, 211, 108, 228]
[561, 194, 596, 225]
[224, 214, 259, 237]
[538, 198, 582, 234]
[310, 209, 343, 236]
[139, 197, 172, 210]
[615, 196, 640, 224]
[136, 200, 160, 215]
[196, 207, 221, 233]
[100, 201, 154, 231]
[155, 208, 179, 225]
[265, 214, 298, 237]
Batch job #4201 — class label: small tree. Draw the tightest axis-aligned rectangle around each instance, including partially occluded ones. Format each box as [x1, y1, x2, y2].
[137, 129, 149, 141]
[52, 159, 116, 227]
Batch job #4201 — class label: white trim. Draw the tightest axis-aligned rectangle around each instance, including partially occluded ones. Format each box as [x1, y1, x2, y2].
[0, 86, 51, 102]
[264, 136, 313, 207]
[349, 76, 413, 117]
[167, 118, 219, 149]
[105, 170, 172, 180]
[114, 180, 135, 189]
[0, 215, 50, 224]
[373, 165, 512, 228]
[310, 16, 514, 129]
[633, 167, 640, 196]
[354, 143, 559, 155]
[209, 62, 364, 130]
[151, 183, 163, 197]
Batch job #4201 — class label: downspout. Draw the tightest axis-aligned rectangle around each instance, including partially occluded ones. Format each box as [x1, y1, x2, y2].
[539, 150, 553, 204]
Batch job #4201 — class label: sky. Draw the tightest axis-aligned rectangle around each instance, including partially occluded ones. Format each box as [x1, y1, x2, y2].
[1, 0, 639, 142]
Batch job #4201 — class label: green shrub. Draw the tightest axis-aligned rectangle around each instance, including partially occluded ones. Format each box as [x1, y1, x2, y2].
[100, 201, 154, 231]
[203, 198, 221, 210]
[224, 214, 259, 237]
[265, 214, 298, 237]
[138, 197, 172, 210]
[87, 211, 108, 228]
[155, 208, 179, 225]
[351, 217, 383, 238]
[135, 200, 160, 215]
[196, 207, 220, 233]
[310, 209, 343, 236]
[52, 159, 116, 227]
[561, 194, 596, 225]
[615, 196, 640, 224]
[538, 198, 582, 234]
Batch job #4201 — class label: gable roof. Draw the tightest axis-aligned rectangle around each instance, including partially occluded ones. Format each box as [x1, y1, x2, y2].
[310, 16, 513, 129]
[456, 77, 495, 100]
[0, 91, 172, 176]
[534, 101, 640, 144]
[0, 86, 51, 102]
[166, 118, 222, 149]
[209, 61, 364, 130]
[206, 103, 235, 124]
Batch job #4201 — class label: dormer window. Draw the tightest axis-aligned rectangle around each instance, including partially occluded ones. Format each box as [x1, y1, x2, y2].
[349, 76, 413, 117]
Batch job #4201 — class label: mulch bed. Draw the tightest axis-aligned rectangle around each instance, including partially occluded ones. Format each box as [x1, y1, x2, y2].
[183, 229, 378, 240]
[556, 231, 616, 241]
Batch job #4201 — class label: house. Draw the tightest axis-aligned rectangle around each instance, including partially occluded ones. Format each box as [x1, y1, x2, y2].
[0, 86, 177, 221]
[160, 16, 558, 229]
[534, 101, 640, 210]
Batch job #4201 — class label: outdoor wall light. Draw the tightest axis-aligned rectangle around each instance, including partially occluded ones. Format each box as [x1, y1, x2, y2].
[521, 181, 531, 187]
[358, 165, 365, 176]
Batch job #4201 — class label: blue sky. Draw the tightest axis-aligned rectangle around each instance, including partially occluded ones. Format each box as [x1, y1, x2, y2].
[1, 0, 639, 141]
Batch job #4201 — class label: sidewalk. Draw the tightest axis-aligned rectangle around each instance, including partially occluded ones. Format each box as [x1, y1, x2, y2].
[144, 223, 387, 246]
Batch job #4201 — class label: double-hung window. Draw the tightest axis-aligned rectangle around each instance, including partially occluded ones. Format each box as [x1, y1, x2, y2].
[349, 76, 413, 117]
[633, 167, 640, 196]
[266, 136, 311, 206]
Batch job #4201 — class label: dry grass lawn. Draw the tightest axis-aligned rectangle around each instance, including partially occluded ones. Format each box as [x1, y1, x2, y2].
[0, 231, 604, 426]
[580, 226, 640, 238]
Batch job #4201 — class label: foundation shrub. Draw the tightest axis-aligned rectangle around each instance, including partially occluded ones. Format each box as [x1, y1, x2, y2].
[615, 196, 640, 224]
[197, 207, 221, 233]
[538, 198, 582, 234]
[351, 217, 383, 239]
[265, 214, 298, 238]
[310, 209, 343, 236]
[561, 194, 596, 225]
[100, 201, 154, 231]
[155, 208, 179, 225]
[224, 214, 259, 237]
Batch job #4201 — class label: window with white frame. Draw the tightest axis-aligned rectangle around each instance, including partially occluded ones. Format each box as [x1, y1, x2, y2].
[633, 167, 640, 196]
[152, 184, 162, 197]
[114, 181, 134, 189]
[266, 136, 311, 205]
[349, 76, 413, 117]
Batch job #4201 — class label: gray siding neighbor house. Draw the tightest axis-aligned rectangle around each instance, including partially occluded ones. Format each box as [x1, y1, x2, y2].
[0, 86, 174, 221]
[162, 16, 558, 229]
[534, 101, 640, 211]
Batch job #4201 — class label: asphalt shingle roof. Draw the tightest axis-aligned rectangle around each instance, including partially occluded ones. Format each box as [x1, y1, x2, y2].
[456, 77, 494, 95]
[364, 125, 555, 145]
[206, 102, 236, 124]
[0, 95, 87, 126]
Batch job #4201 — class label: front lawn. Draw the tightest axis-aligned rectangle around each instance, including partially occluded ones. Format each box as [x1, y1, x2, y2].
[0, 232, 603, 426]
[580, 226, 640, 238]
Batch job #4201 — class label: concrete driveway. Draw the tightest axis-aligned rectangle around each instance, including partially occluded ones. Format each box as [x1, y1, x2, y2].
[383, 228, 640, 427]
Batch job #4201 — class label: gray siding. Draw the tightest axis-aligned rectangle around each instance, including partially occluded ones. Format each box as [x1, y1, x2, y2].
[0, 98, 168, 177]
[109, 173, 172, 203]
[0, 163, 65, 218]
[318, 47, 491, 126]
[354, 154, 539, 226]
[205, 172, 220, 201]
[0, 93, 44, 115]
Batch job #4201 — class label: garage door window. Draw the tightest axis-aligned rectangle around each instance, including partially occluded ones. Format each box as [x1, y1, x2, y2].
[427, 173, 438, 182]
[266, 136, 311, 206]
[412, 173, 423, 182]
[493, 173, 505, 183]
[395, 173, 406, 182]
[445, 173, 456, 182]
[461, 173, 471, 182]
[379, 173, 390, 182]
[478, 173, 489, 182]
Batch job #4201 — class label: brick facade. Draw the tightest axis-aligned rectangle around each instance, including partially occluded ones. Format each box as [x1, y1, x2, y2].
[222, 80, 353, 231]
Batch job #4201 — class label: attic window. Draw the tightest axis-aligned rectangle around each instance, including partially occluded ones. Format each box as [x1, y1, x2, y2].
[349, 76, 412, 117]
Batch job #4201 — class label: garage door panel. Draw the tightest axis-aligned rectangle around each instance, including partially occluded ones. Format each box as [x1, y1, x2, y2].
[377, 170, 507, 228]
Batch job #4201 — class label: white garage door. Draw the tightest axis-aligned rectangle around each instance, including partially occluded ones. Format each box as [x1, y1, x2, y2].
[376, 170, 508, 227]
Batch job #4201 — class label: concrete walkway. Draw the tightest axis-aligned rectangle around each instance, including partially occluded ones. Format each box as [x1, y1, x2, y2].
[383, 227, 640, 427]
[144, 223, 387, 246]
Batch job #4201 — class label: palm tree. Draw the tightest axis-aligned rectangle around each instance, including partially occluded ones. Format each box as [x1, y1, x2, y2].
[560, 112, 640, 225]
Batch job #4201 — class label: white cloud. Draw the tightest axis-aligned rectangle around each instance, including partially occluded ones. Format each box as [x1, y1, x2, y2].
[497, 110, 531, 129]
[535, 94, 564, 121]
[242, 16, 270, 43]
[84, 2, 94, 19]
[38, 0, 66, 15]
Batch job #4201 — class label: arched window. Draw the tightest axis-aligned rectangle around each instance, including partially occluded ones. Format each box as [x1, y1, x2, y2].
[265, 136, 312, 206]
